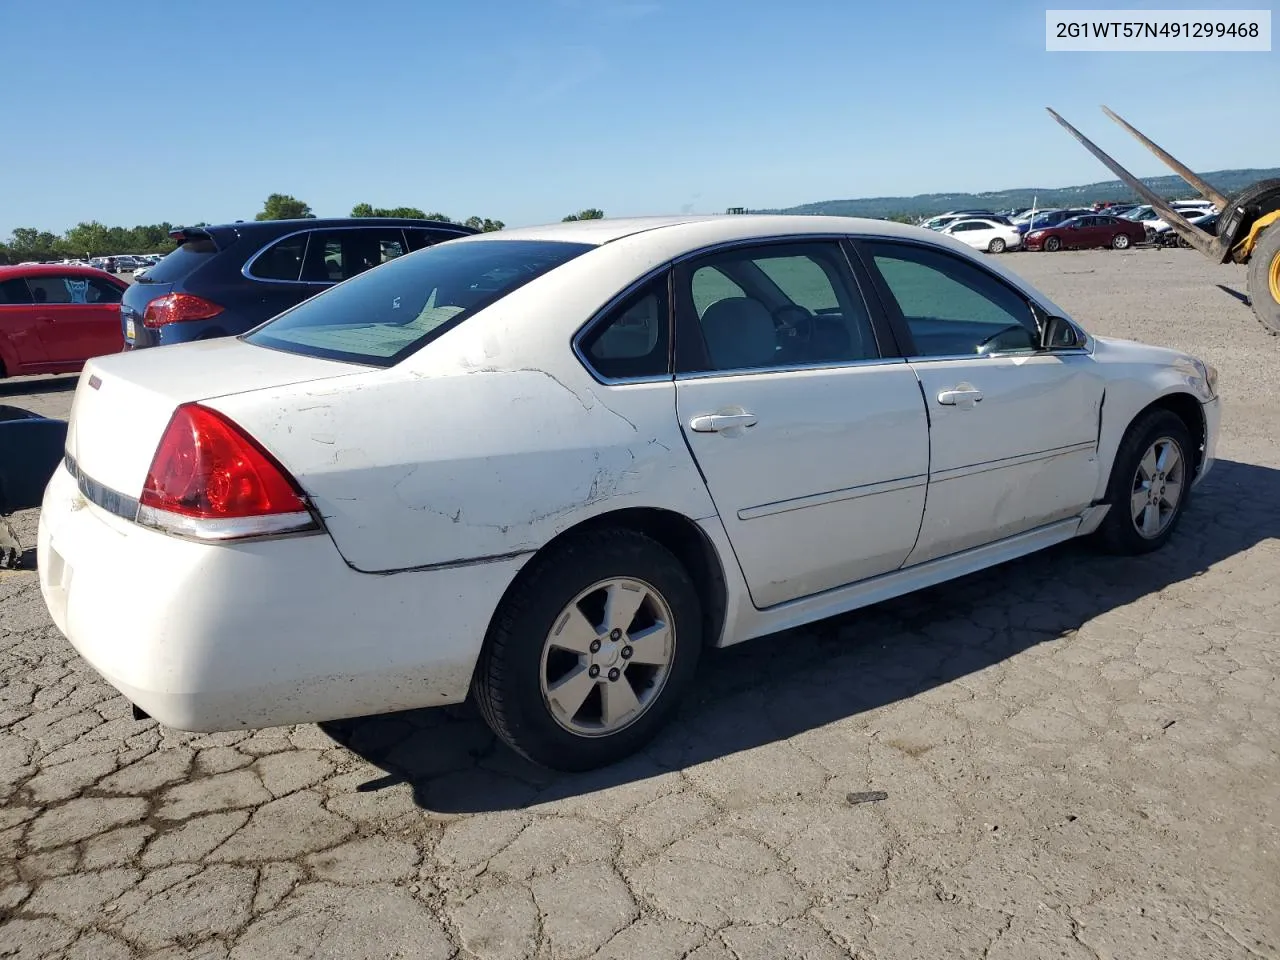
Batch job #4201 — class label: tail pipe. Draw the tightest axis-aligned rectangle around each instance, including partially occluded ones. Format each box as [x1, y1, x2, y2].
[1045, 106, 1231, 263]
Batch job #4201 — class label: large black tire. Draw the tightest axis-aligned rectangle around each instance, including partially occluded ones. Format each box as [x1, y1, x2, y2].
[1096, 408, 1194, 555]
[1044, 236, 1061, 252]
[472, 528, 702, 771]
[1245, 223, 1280, 336]
[1216, 179, 1280, 238]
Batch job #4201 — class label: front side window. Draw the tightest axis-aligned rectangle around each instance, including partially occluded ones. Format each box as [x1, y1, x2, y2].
[245, 239, 593, 366]
[678, 242, 878, 373]
[578, 275, 670, 381]
[863, 240, 1038, 357]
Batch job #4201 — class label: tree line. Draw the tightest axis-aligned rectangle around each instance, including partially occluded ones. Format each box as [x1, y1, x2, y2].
[0, 194, 607, 265]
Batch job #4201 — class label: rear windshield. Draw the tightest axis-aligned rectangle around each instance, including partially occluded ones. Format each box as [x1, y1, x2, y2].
[139, 236, 223, 284]
[243, 239, 594, 366]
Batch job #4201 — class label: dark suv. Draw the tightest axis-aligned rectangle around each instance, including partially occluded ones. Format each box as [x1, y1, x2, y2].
[121, 217, 477, 348]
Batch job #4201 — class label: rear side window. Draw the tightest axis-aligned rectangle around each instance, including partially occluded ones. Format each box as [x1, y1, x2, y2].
[244, 239, 594, 366]
[143, 236, 223, 284]
[247, 234, 307, 282]
[0, 279, 32, 305]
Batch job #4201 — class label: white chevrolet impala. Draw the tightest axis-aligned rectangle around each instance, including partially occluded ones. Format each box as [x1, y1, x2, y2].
[38, 215, 1220, 770]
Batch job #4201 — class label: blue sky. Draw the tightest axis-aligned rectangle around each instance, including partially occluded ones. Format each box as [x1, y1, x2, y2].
[1, 0, 1275, 235]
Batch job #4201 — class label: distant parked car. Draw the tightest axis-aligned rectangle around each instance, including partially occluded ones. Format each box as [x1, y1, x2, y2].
[941, 218, 1021, 253]
[1152, 212, 1218, 247]
[1024, 214, 1148, 252]
[0, 265, 127, 378]
[120, 217, 477, 349]
[1014, 208, 1094, 236]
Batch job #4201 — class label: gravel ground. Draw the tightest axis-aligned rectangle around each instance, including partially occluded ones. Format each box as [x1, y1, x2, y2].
[1, 246, 1277, 959]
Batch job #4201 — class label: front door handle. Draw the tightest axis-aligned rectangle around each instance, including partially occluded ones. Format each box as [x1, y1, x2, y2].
[689, 412, 758, 432]
[937, 386, 984, 406]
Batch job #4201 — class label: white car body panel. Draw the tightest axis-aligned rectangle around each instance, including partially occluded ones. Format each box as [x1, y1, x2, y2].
[37, 214, 1222, 732]
[674, 362, 929, 607]
[904, 353, 1105, 564]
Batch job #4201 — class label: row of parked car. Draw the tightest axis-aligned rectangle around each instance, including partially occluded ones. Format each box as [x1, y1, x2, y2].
[0, 217, 476, 378]
[918, 199, 1219, 254]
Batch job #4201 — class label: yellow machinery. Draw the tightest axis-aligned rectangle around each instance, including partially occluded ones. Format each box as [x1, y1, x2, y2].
[1048, 106, 1280, 336]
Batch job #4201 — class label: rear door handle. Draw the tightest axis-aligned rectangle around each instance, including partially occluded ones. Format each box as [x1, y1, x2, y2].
[937, 386, 983, 406]
[689, 412, 758, 432]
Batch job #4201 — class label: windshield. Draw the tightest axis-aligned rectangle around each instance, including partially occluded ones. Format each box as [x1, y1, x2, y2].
[244, 239, 593, 366]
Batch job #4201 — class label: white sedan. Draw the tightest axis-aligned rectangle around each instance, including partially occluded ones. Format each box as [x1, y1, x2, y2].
[941, 218, 1022, 253]
[38, 215, 1221, 771]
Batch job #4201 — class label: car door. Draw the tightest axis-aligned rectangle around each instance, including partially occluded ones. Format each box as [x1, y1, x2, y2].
[855, 238, 1106, 566]
[672, 239, 930, 609]
[25, 273, 118, 364]
[949, 222, 987, 249]
[0, 277, 45, 371]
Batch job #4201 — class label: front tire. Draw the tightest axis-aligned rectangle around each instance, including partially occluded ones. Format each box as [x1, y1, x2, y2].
[1096, 409, 1194, 555]
[1112, 233, 1131, 250]
[1044, 236, 1062, 252]
[1245, 222, 1280, 336]
[987, 238, 1006, 254]
[472, 528, 702, 771]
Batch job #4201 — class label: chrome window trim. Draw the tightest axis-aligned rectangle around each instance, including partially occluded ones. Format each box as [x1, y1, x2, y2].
[571, 262, 676, 386]
[670, 233, 855, 264]
[239, 225, 471, 286]
[903, 348, 1091, 363]
[675, 356, 907, 382]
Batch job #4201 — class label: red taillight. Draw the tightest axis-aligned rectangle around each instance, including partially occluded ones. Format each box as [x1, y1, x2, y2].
[142, 293, 223, 329]
[138, 404, 315, 540]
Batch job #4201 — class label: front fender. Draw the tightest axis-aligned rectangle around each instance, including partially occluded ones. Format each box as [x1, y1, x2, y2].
[1092, 341, 1214, 502]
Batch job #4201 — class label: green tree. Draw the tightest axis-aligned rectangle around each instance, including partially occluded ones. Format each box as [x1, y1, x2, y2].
[464, 216, 505, 232]
[350, 203, 433, 219]
[562, 208, 604, 221]
[255, 193, 315, 221]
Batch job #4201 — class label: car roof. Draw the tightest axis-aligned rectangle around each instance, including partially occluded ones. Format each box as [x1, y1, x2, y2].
[0, 263, 121, 279]
[186, 216, 476, 234]
[452, 213, 976, 248]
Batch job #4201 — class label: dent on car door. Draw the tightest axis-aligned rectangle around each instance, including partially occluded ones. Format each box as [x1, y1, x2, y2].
[672, 240, 930, 609]
[856, 239, 1105, 565]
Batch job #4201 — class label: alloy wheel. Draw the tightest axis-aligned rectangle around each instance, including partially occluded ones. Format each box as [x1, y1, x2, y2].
[1130, 437, 1186, 539]
[539, 577, 676, 737]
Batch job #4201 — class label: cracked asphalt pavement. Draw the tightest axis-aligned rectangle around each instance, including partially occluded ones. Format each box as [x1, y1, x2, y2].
[1, 248, 1277, 959]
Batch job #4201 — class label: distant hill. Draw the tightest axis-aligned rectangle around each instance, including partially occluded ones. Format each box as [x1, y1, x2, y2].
[756, 168, 1280, 219]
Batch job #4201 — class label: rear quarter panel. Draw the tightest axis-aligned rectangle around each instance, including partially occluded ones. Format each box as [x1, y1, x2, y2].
[208, 367, 713, 573]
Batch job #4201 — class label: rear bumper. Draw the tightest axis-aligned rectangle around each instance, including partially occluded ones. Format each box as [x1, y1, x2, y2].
[37, 464, 525, 731]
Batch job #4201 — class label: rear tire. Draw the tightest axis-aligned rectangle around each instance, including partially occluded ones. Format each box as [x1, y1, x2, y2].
[987, 238, 1006, 253]
[472, 528, 702, 771]
[1245, 222, 1280, 336]
[1112, 233, 1131, 250]
[1096, 409, 1194, 555]
[1044, 236, 1061, 252]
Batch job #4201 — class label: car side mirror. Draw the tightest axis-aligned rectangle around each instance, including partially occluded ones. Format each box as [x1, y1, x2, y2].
[1040, 314, 1080, 350]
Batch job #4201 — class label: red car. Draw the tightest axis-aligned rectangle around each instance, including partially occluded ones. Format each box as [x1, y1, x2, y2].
[1023, 214, 1147, 252]
[0, 265, 127, 378]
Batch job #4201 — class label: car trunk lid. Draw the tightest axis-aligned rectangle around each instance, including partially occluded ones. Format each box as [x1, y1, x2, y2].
[66, 337, 368, 500]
